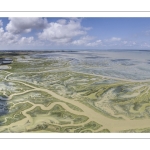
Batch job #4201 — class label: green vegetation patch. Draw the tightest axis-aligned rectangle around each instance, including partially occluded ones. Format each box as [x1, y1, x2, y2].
[66, 103, 83, 112]
[27, 104, 88, 125]
[11, 91, 60, 106]
[73, 121, 102, 133]
[27, 106, 49, 117]
[50, 104, 88, 124]
[84, 121, 102, 130]
[0, 102, 32, 126]
[98, 129, 110, 133]
[27, 123, 82, 133]
[27, 122, 61, 132]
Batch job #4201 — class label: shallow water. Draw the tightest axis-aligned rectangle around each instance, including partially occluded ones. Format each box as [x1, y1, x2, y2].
[34, 50, 150, 80]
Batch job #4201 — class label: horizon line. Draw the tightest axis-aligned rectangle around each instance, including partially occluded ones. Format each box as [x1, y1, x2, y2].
[0, 49, 150, 51]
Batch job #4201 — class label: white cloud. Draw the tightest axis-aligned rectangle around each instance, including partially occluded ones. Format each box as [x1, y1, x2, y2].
[120, 40, 138, 47]
[123, 41, 128, 44]
[141, 42, 150, 48]
[102, 37, 122, 47]
[72, 36, 102, 47]
[0, 27, 19, 44]
[0, 27, 4, 34]
[3, 32, 18, 44]
[0, 18, 96, 48]
[19, 36, 34, 44]
[72, 36, 94, 45]
[110, 37, 121, 41]
[0, 20, 3, 27]
[132, 42, 136, 45]
[0, 27, 4, 42]
[38, 18, 88, 44]
[57, 19, 67, 25]
[6, 17, 48, 34]
[86, 40, 102, 46]
[145, 30, 150, 36]
[0, 26, 35, 46]
[0, 18, 92, 48]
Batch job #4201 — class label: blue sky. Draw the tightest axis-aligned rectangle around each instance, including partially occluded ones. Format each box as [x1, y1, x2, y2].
[1, 17, 150, 50]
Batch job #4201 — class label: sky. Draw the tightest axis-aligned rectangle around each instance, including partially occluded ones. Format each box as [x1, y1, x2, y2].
[1, 17, 150, 50]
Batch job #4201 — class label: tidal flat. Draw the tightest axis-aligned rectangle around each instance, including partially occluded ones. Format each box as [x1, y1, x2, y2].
[0, 50, 150, 133]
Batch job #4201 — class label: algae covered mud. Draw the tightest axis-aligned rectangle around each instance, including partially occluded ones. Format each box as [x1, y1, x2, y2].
[1, 50, 150, 133]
